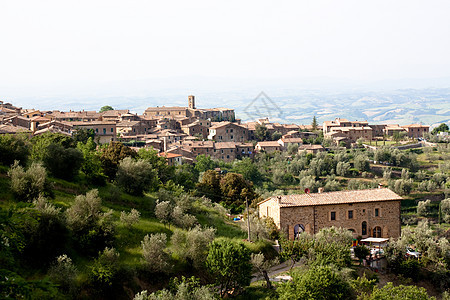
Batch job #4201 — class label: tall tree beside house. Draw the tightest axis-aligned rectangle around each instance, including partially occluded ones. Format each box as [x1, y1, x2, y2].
[220, 173, 258, 211]
[99, 105, 114, 113]
[312, 115, 318, 131]
[99, 142, 137, 181]
[255, 124, 270, 141]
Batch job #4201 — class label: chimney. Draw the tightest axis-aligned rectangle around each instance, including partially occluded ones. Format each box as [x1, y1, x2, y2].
[276, 195, 282, 205]
[318, 187, 324, 193]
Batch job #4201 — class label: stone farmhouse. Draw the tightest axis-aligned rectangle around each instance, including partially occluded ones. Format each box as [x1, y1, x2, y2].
[258, 188, 402, 240]
[207, 121, 248, 142]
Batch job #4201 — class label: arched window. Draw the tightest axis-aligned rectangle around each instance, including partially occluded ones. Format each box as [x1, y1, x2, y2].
[294, 224, 305, 240]
[362, 221, 367, 236]
[373, 226, 382, 238]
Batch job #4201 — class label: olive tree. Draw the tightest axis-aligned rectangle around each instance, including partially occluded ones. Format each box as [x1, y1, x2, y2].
[115, 157, 158, 196]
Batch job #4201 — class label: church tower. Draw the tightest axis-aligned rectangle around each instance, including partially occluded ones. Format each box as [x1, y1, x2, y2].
[188, 95, 195, 109]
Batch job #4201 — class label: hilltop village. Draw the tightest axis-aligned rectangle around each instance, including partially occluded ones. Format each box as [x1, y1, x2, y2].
[0, 96, 430, 164]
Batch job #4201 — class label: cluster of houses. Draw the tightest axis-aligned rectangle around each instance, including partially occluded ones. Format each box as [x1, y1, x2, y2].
[0, 98, 430, 166]
[323, 118, 429, 145]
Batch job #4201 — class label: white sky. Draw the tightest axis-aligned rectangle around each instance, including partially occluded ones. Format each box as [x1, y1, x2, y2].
[1, 0, 450, 91]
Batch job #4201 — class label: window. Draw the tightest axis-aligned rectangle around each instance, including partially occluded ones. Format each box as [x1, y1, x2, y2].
[373, 226, 382, 238]
[375, 208, 379, 217]
[111, 128, 114, 132]
[330, 211, 336, 221]
[230, 135, 233, 139]
[103, 128, 106, 134]
[348, 210, 353, 219]
[362, 221, 367, 235]
[230, 129, 233, 133]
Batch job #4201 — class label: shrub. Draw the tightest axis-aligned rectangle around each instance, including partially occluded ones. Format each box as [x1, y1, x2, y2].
[48, 254, 77, 294]
[90, 247, 120, 287]
[171, 226, 216, 269]
[442, 198, 450, 223]
[141, 233, 170, 273]
[115, 157, 159, 196]
[8, 161, 48, 201]
[66, 190, 115, 255]
[277, 265, 351, 300]
[120, 209, 141, 228]
[367, 282, 435, 300]
[417, 199, 432, 217]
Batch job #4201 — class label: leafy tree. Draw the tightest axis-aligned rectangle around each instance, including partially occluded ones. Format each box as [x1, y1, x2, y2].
[66, 189, 115, 255]
[336, 161, 350, 176]
[141, 233, 170, 273]
[99, 105, 114, 112]
[251, 252, 280, 288]
[194, 154, 217, 173]
[431, 123, 449, 135]
[206, 240, 252, 297]
[8, 161, 49, 201]
[30, 132, 75, 162]
[89, 247, 120, 288]
[279, 234, 313, 269]
[73, 128, 96, 144]
[417, 199, 432, 217]
[196, 169, 222, 202]
[138, 148, 175, 184]
[171, 206, 197, 229]
[170, 226, 216, 269]
[220, 172, 257, 211]
[115, 157, 158, 195]
[43, 143, 83, 180]
[277, 265, 351, 300]
[354, 245, 370, 264]
[255, 124, 270, 141]
[99, 141, 137, 180]
[155, 200, 173, 227]
[442, 198, 450, 223]
[232, 157, 262, 183]
[271, 131, 282, 141]
[77, 138, 107, 185]
[365, 282, 435, 300]
[0, 134, 30, 166]
[349, 274, 377, 299]
[354, 154, 370, 172]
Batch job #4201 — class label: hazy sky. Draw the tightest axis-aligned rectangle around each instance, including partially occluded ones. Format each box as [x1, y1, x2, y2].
[1, 0, 450, 93]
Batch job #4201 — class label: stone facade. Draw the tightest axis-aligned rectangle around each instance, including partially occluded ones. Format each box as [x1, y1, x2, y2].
[258, 188, 402, 240]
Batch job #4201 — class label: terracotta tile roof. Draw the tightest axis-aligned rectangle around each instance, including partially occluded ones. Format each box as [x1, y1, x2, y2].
[281, 137, 303, 143]
[257, 141, 281, 147]
[402, 124, 430, 128]
[298, 144, 324, 150]
[159, 152, 182, 158]
[259, 188, 402, 207]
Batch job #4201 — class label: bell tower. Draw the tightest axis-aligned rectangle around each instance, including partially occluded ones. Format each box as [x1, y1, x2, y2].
[188, 95, 195, 109]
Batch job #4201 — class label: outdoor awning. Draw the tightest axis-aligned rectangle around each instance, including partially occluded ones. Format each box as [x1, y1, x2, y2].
[360, 238, 389, 243]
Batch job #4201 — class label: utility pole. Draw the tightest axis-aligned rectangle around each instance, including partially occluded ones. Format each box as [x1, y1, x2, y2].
[246, 197, 251, 242]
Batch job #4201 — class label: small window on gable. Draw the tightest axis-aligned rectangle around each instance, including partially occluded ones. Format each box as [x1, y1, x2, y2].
[331, 211, 336, 221]
[348, 210, 353, 219]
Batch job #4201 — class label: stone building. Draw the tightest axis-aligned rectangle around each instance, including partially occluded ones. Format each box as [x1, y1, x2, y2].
[402, 124, 429, 138]
[207, 122, 248, 142]
[258, 188, 402, 240]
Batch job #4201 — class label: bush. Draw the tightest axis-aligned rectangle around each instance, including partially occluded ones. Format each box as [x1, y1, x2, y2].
[8, 161, 49, 201]
[366, 282, 435, 300]
[48, 254, 77, 294]
[89, 247, 120, 287]
[141, 233, 170, 273]
[120, 209, 140, 228]
[171, 226, 216, 269]
[442, 198, 450, 223]
[43, 143, 83, 180]
[277, 265, 351, 300]
[66, 190, 115, 255]
[115, 157, 159, 196]
[417, 199, 432, 217]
